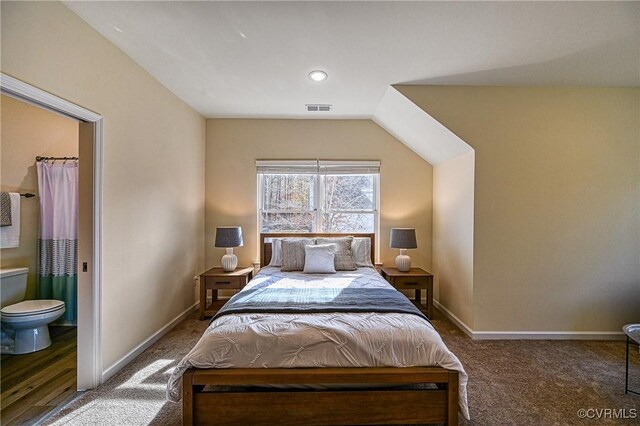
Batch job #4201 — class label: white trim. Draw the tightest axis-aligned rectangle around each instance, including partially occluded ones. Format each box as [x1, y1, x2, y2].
[473, 331, 625, 341]
[434, 299, 625, 341]
[322, 210, 376, 214]
[256, 173, 263, 258]
[1, 90, 82, 123]
[1, 74, 101, 122]
[374, 172, 380, 263]
[262, 209, 316, 214]
[90, 118, 104, 388]
[1, 73, 103, 389]
[315, 170, 323, 231]
[433, 299, 474, 339]
[101, 302, 198, 383]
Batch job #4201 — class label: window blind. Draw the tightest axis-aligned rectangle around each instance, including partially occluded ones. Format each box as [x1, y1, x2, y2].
[318, 160, 380, 175]
[256, 160, 380, 175]
[256, 160, 318, 174]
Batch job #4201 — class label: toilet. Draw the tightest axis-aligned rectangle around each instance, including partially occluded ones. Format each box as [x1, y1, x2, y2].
[0, 267, 66, 354]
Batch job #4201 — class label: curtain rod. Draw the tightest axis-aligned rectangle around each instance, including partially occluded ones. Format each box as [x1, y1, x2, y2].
[36, 156, 78, 162]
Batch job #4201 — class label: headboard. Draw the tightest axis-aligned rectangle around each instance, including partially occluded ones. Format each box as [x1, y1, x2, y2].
[259, 233, 376, 268]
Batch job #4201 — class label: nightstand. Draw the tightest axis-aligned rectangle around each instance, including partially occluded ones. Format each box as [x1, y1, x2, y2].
[199, 266, 253, 320]
[380, 267, 433, 319]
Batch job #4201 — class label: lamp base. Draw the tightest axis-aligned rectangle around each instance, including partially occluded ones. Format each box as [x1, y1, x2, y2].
[395, 250, 411, 272]
[221, 248, 238, 272]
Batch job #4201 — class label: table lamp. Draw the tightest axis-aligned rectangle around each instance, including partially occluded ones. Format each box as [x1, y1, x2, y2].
[390, 228, 417, 272]
[215, 226, 243, 272]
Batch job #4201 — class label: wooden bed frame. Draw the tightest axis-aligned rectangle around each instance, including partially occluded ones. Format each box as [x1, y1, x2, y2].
[182, 233, 459, 425]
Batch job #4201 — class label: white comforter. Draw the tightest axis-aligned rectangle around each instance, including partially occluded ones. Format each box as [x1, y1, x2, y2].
[167, 266, 469, 419]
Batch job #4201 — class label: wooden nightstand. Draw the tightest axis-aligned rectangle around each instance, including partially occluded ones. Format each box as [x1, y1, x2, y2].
[199, 266, 253, 320]
[380, 267, 433, 319]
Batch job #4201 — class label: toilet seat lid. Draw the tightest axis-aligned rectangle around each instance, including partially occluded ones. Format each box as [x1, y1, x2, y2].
[1, 300, 65, 316]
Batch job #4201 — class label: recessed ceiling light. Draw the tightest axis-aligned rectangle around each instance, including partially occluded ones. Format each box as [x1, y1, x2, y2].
[308, 70, 328, 82]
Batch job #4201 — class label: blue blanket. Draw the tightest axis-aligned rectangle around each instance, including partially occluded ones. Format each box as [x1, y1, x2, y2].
[212, 286, 429, 323]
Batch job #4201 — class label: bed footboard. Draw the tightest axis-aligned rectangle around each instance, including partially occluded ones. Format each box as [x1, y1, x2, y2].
[182, 367, 458, 425]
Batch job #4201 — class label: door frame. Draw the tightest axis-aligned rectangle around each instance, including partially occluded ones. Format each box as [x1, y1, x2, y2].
[1, 73, 103, 389]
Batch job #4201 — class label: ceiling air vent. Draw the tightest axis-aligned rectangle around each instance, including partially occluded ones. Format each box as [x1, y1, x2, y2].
[306, 104, 332, 112]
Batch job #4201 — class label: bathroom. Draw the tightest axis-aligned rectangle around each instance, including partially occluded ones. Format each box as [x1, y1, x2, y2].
[1, 94, 80, 424]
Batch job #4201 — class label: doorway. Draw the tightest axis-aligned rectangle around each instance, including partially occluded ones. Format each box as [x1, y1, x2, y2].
[0, 94, 79, 424]
[0, 73, 103, 419]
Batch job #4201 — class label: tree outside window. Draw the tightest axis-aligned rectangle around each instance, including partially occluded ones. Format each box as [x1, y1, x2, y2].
[259, 170, 378, 233]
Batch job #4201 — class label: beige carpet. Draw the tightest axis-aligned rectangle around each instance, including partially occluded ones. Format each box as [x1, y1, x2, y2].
[44, 310, 640, 425]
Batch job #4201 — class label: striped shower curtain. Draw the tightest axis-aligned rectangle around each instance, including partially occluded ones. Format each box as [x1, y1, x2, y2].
[36, 161, 78, 324]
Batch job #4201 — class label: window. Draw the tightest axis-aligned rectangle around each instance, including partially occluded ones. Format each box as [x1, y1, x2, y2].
[261, 173, 316, 232]
[258, 160, 379, 234]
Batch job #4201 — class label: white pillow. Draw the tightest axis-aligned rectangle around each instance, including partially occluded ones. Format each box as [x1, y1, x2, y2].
[303, 244, 337, 274]
[268, 239, 283, 267]
[352, 237, 374, 267]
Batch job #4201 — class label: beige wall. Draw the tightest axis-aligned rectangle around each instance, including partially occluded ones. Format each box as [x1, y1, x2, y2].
[433, 150, 475, 328]
[206, 119, 433, 271]
[1, 1, 205, 370]
[399, 85, 640, 332]
[0, 94, 79, 300]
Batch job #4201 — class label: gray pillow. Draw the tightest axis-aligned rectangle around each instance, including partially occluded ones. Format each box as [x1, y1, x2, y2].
[316, 237, 357, 271]
[281, 238, 315, 271]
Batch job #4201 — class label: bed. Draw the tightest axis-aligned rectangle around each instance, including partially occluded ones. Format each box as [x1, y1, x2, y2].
[169, 233, 469, 425]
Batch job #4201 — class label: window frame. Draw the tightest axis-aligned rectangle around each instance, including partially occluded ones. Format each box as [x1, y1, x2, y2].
[257, 172, 318, 233]
[318, 173, 379, 234]
[257, 161, 380, 236]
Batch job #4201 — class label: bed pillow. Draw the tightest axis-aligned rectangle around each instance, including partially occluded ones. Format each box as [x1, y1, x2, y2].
[316, 237, 357, 271]
[268, 238, 283, 267]
[303, 244, 337, 274]
[281, 238, 315, 271]
[352, 237, 374, 267]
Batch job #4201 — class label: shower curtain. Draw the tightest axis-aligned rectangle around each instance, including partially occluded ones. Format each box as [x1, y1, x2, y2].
[36, 161, 78, 324]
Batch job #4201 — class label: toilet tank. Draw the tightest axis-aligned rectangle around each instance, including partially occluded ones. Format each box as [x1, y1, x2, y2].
[0, 267, 28, 308]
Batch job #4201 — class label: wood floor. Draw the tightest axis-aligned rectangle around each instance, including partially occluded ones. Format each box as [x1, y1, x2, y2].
[1, 326, 77, 425]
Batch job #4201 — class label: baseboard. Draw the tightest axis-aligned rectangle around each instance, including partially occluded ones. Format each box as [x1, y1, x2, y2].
[434, 299, 625, 341]
[101, 302, 198, 382]
[433, 299, 474, 338]
[472, 331, 625, 340]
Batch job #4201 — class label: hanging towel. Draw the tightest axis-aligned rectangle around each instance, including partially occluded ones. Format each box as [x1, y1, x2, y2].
[0, 192, 12, 227]
[0, 193, 20, 248]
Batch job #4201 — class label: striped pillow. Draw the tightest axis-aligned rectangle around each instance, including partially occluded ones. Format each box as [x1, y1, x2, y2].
[281, 238, 315, 271]
[316, 237, 357, 271]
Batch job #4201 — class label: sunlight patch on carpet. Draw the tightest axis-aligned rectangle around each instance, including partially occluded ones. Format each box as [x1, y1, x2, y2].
[116, 359, 175, 390]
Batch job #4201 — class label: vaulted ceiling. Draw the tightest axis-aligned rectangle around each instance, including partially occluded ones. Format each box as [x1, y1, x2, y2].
[65, 1, 639, 119]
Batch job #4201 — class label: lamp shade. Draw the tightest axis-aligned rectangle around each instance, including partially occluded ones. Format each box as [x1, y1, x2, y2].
[215, 227, 243, 248]
[390, 228, 417, 249]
